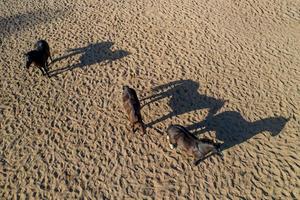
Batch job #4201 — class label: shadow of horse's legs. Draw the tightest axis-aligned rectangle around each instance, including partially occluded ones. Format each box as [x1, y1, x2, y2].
[187, 120, 207, 134]
[141, 94, 166, 108]
[48, 65, 74, 77]
[50, 51, 82, 64]
[147, 112, 175, 127]
[48, 50, 83, 77]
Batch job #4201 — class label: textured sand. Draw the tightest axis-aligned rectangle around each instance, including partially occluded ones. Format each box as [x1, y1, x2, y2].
[0, 0, 299, 199]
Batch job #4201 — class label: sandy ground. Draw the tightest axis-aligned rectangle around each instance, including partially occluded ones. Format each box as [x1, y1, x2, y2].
[1, 0, 299, 199]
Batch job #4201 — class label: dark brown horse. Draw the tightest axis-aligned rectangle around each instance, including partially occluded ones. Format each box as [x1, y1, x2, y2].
[122, 86, 146, 134]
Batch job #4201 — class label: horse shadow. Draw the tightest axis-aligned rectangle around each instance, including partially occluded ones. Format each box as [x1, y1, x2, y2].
[143, 79, 289, 151]
[0, 8, 70, 38]
[143, 79, 226, 127]
[49, 41, 129, 77]
[186, 111, 289, 151]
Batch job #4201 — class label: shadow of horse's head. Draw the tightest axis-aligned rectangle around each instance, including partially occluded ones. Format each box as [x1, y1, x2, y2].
[48, 41, 130, 77]
[74, 41, 129, 67]
[258, 116, 290, 136]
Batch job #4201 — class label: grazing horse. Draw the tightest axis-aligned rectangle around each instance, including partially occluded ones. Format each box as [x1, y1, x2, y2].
[122, 86, 146, 134]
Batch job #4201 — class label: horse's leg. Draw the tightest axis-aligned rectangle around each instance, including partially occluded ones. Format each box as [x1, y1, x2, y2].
[166, 136, 177, 149]
[44, 63, 50, 77]
[132, 123, 136, 134]
[39, 66, 46, 76]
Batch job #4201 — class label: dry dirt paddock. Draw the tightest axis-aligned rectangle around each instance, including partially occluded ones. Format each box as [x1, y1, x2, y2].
[0, 0, 299, 199]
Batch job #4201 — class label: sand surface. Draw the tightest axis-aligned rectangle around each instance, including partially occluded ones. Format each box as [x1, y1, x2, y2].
[1, 0, 299, 199]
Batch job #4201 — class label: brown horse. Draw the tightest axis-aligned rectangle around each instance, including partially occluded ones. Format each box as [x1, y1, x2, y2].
[122, 86, 146, 134]
[167, 124, 223, 165]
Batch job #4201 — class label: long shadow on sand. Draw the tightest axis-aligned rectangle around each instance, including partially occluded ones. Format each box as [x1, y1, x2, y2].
[49, 41, 129, 77]
[186, 111, 289, 151]
[144, 79, 289, 151]
[143, 79, 226, 127]
[0, 8, 70, 38]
